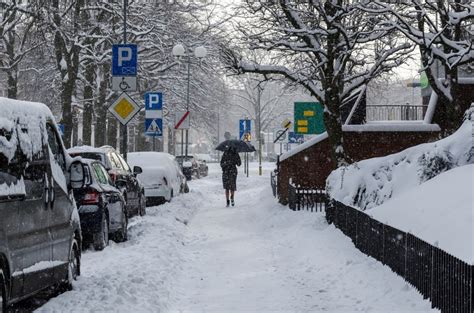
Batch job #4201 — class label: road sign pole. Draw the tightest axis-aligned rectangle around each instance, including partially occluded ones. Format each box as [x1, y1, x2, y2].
[180, 130, 184, 161]
[121, 0, 128, 160]
[153, 136, 156, 151]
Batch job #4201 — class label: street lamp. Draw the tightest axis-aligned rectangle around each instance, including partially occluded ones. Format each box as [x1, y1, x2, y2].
[172, 44, 207, 160]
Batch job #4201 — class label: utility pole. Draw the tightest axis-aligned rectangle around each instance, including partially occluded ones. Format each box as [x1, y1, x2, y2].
[257, 85, 262, 176]
[121, 0, 128, 160]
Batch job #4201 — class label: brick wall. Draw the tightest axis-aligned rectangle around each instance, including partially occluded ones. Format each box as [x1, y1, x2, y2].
[277, 131, 440, 204]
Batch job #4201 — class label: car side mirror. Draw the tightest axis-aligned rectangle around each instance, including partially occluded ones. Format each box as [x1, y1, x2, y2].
[69, 161, 85, 189]
[133, 166, 143, 176]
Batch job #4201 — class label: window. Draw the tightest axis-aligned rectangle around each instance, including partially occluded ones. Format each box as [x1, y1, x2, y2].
[92, 163, 108, 185]
[115, 153, 131, 172]
[109, 152, 123, 170]
[99, 164, 114, 186]
[46, 123, 66, 172]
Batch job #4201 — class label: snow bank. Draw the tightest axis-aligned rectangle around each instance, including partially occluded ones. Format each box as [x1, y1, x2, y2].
[0, 177, 25, 197]
[0, 97, 52, 162]
[327, 118, 473, 210]
[368, 165, 474, 264]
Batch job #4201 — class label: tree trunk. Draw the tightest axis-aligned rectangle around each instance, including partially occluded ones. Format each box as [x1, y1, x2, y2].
[82, 62, 95, 146]
[60, 78, 75, 147]
[5, 31, 18, 99]
[107, 117, 118, 148]
[95, 64, 109, 147]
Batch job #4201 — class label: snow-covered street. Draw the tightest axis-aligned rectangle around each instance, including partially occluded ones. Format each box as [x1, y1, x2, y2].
[30, 163, 436, 313]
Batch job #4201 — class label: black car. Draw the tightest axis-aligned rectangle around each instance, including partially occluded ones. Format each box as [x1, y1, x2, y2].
[0, 98, 84, 311]
[72, 160, 128, 251]
[68, 145, 146, 217]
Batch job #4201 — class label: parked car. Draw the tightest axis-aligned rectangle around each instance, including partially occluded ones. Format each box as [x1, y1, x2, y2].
[68, 145, 146, 217]
[175, 155, 195, 180]
[127, 152, 189, 206]
[193, 154, 209, 177]
[0, 98, 84, 310]
[72, 159, 128, 250]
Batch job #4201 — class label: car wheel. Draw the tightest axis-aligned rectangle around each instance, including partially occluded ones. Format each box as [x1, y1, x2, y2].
[59, 238, 80, 292]
[0, 269, 7, 313]
[114, 208, 128, 243]
[93, 213, 109, 251]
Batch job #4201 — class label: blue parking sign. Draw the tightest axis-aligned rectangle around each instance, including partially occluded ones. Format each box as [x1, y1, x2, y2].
[112, 44, 138, 76]
[145, 92, 162, 111]
[239, 119, 251, 140]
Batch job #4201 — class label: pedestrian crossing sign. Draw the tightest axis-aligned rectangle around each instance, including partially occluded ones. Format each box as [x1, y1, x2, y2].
[145, 118, 162, 137]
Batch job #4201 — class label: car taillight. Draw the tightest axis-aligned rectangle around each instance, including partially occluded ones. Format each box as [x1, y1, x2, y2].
[83, 190, 100, 204]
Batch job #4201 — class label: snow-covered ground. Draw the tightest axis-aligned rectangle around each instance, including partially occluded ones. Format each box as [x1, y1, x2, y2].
[35, 162, 436, 312]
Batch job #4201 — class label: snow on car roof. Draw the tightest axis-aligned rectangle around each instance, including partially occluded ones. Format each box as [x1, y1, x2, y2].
[68, 145, 106, 155]
[0, 97, 55, 162]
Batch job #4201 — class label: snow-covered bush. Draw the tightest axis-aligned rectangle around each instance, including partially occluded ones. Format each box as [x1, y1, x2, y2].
[327, 115, 473, 210]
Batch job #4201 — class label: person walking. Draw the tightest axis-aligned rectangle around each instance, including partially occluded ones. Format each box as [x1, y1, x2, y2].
[220, 146, 241, 207]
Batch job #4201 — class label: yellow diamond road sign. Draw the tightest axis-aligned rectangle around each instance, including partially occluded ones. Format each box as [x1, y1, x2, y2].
[108, 92, 141, 125]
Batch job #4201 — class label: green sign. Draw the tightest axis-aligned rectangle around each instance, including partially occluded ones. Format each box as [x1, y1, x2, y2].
[420, 71, 429, 89]
[294, 102, 325, 135]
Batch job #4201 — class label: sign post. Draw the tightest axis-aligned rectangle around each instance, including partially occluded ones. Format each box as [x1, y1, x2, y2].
[175, 111, 190, 159]
[240, 118, 251, 177]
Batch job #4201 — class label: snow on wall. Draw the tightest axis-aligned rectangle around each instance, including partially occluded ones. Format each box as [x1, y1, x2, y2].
[327, 117, 472, 211]
[368, 165, 474, 264]
[280, 132, 328, 162]
[0, 177, 25, 197]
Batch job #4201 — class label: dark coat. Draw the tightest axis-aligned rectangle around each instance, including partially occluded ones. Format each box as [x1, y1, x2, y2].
[220, 149, 241, 191]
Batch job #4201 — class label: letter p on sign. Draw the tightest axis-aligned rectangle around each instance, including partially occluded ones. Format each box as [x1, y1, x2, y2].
[112, 44, 137, 76]
[118, 47, 132, 66]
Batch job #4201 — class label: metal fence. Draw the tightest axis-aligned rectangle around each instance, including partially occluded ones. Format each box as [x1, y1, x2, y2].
[288, 183, 327, 212]
[366, 105, 428, 121]
[326, 200, 473, 313]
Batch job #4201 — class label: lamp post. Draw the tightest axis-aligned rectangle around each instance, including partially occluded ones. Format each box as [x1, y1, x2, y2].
[172, 44, 207, 161]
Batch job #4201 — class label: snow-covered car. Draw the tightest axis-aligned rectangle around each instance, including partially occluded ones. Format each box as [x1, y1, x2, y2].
[68, 145, 146, 217]
[0, 98, 83, 310]
[128, 152, 188, 206]
[72, 159, 128, 250]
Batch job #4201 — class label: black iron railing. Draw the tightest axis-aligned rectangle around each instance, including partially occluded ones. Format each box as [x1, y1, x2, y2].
[326, 200, 473, 313]
[366, 105, 428, 121]
[288, 182, 327, 212]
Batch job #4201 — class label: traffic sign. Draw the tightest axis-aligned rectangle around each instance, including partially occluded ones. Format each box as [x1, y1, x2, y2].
[108, 92, 141, 125]
[112, 76, 137, 92]
[144, 92, 163, 137]
[145, 118, 162, 136]
[239, 119, 251, 140]
[294, 102, 325, 134]
[281, 118, 292, 129]
[57, 124, 65, 136]
[112, 44, 138, 76]
[145, 92, 163, 111]
[175, 111, 190, 129]
[274, 129, 287, 143]
[288, 132, 304, 144]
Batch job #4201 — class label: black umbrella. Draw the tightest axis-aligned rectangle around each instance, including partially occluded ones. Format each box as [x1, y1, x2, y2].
[215, 140, 256, 153]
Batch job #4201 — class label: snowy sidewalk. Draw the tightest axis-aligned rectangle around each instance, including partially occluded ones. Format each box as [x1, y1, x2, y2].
[170, 164, 437, 313]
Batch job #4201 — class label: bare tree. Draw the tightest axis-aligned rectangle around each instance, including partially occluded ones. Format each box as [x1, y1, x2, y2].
[369, 0, 474, 134]
[222, 0, 414, 167]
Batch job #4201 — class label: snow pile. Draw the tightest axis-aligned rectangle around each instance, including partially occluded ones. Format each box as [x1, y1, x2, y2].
[327, 118, 473, 210]
[36, 184, 203, 312]
[368, 165, 473, 264]
[0, 177, 25, 197]
[0, 97, 52, 162]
